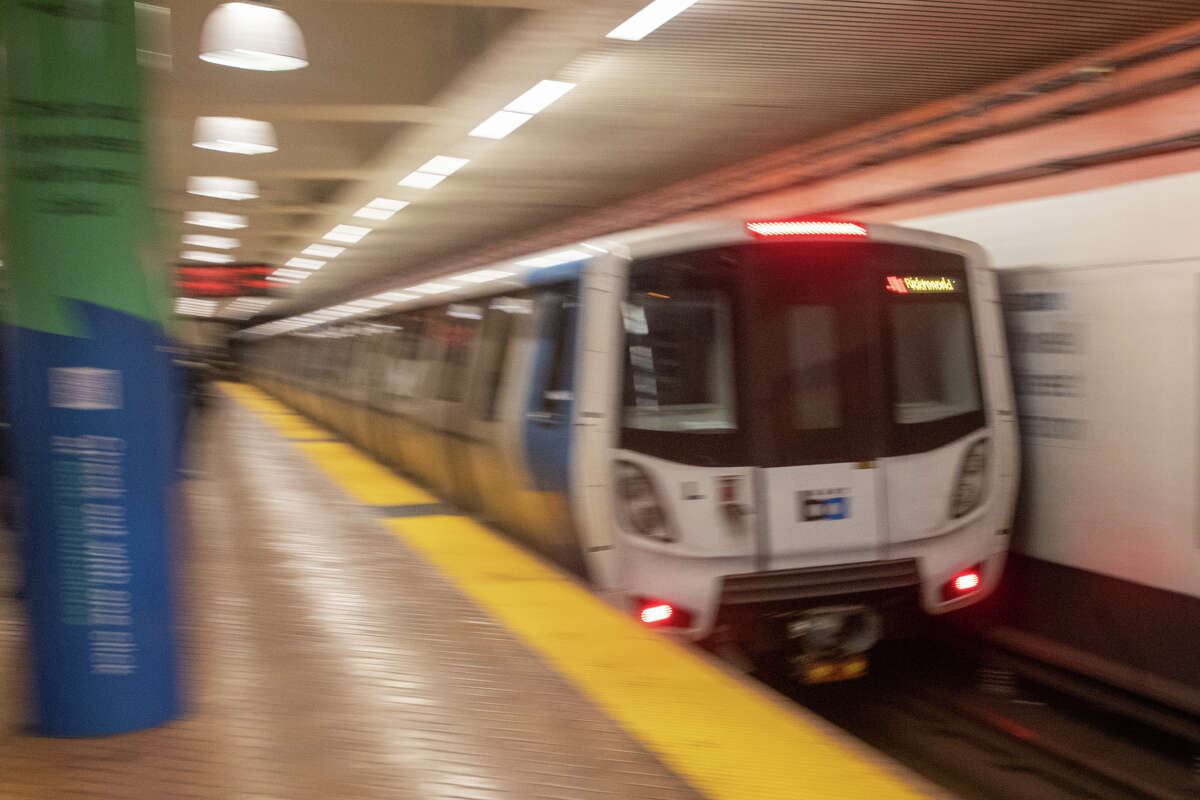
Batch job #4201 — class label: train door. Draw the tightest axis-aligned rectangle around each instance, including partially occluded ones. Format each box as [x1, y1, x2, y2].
[521, 284, 585, 574]
[463, 294, 536, 539]
[428, 304, 484, 510]
[746, 243, 889, 571]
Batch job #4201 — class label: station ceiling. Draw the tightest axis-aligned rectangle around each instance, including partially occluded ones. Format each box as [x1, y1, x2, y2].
[151, 0, 1200, 318]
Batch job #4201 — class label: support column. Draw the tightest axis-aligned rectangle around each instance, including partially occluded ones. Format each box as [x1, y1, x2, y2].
[1, 0, 180, 735]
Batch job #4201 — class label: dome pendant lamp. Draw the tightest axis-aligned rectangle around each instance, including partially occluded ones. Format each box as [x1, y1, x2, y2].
[200, 2, 308, 72]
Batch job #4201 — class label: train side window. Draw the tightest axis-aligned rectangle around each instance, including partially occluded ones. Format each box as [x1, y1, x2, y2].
[386, 316, 424, 398]
[475, 297, 528, 420]
[437, 305, 482, 402]
[539, 292, 576, 415]
[414, 309, 447, 399]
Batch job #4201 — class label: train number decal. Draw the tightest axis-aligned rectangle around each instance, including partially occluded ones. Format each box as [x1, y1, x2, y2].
[797, 489, 851, 521]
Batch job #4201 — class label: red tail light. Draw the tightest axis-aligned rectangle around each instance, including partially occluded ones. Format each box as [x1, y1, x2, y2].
[954, 572, 981, 592]
[942, 566, 983, 601]
[745, 219, 868, 238]
[640, 603, 674, 624]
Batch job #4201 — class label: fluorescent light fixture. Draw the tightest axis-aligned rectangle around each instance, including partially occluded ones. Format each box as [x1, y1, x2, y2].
[447, 304, 482, 320]
[417, 156, 469, 176]
[185, 210, 247, 230]
[505, 80, 576, 115]
[323, 224, 371, 243]
[175, 298, 218, 316]
[516, 248, 590, 268]
[375, 291, 418, 303]
[406, 282, 455, 295]
[606, 0, 698, 41]
[193, 116, 278, 154]
[274, 268, 309, 279]
[199, 2, 308, 72]
[182, 233, 239, 249]
[490, 297, 534, 315]
[302, 244, 344, 258]
[228, 297, 272, 307]
[353, 206, 396, 221]
[181, 250, 234, 263]
[285, 257, 325, 270]
[353, 298, 390, 310]
[469, 110, 532, 140]
[397, 171, 446, 190]
[451, 269, 515, 284]
[187, 176, 259, 200]
[368, 197, 410, 211]
[266, 275, 300, 284]
[353, 196, 411, 219]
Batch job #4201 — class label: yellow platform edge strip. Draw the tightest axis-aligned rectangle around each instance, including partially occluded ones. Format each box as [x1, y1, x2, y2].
[220, 382, 933, 800]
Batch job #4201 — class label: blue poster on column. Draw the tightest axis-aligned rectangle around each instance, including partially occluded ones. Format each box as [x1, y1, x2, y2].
[6, 307, 180, 736]
[2, 2, 181, 735]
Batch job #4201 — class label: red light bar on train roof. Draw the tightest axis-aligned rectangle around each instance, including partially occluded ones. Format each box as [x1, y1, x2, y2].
[745, 219, 868, 238]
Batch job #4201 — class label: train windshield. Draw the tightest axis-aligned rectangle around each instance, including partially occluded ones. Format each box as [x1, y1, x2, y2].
[620, 241, 984, 466]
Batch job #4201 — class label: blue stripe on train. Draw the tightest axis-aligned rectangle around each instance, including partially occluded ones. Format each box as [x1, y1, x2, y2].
[521, 282, 579, 493]
[522, 258, 588, 287]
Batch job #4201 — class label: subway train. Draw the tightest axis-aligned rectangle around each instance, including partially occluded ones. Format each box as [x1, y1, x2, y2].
[900, 172, 1200, 692]
[245, 218, 1020, 679]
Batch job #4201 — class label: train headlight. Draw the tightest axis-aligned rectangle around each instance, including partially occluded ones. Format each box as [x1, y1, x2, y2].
[950, 439, 989, 519]
[614, 460, 676, 542]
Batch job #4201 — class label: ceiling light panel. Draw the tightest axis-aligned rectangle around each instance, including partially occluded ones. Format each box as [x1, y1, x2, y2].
[368, 197, 410, 211]
[375, 291, 417, 303]
[323, 224, 371, 243]
[354, 196, 411, 219]
[353, 206, 397, 220]
[182, 234, 239, 249]
[451, 269, 515, 283]
[469, 110, 532, 140]
[398, 171, 446, 190]
[302, 244, 344, 258]
[185, 210, 247, 229]
[407, 282, 455, 295]
[187, 176, 259, 200]
[505, 80, 576, 115]
[607, 0, 698, 41]
[181, 250, 234, 263]
[286, 257, 325, 270]
[516, 248, 590, 268]
[175, 298, 218, 314]
[417, 156, 469, 176]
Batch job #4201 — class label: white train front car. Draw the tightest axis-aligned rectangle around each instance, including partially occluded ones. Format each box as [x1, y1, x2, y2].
[577, 219, 1019, 677]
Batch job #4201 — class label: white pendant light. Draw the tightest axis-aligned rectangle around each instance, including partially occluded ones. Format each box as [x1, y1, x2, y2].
[199, 2, 308, 72]
[187, 176, 259, 200]
[193, 117, 277, 155]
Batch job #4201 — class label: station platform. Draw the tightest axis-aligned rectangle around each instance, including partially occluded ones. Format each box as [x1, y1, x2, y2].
[0, 383, 947, 800]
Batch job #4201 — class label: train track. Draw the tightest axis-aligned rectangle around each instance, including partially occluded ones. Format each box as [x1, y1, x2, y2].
[758, 636, 1198, 800]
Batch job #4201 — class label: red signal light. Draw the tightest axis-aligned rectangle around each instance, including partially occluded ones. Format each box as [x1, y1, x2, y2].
[745, 219, 868, 238]
[639, 602, 674, 625]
